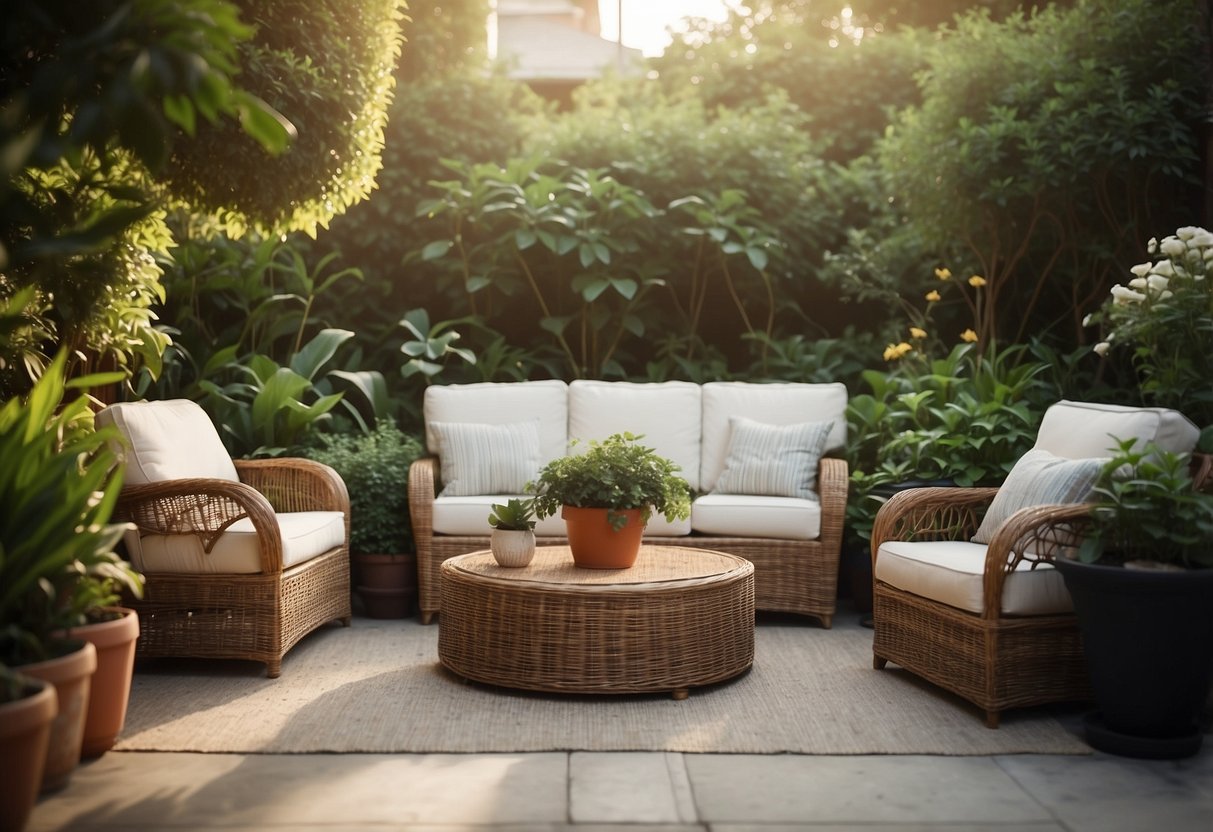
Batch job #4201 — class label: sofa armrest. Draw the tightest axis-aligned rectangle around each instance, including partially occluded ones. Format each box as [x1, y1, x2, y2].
[115, 478, 285, 573]
[818, 456, 849, 552]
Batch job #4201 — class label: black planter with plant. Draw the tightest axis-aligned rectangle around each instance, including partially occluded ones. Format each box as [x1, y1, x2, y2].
[1054, 439, 1213, 759]
[306, 423, 425, 617]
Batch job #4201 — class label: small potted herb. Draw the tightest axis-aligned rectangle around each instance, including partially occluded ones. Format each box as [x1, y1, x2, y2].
[487, 498, 537, 567]
[531, 432, 691, 569]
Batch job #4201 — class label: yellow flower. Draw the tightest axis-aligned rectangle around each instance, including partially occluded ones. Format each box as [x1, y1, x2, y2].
[960, 329, 978, 343]
[968, 274, 987, 287]
[909, 326, 927, 339]
[925, 290, 941, 302]
[934, 267, 952, 280]
[882, 342, 913, 362]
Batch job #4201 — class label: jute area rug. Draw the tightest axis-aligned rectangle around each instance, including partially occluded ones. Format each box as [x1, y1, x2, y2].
[116, 613, 1090, 756]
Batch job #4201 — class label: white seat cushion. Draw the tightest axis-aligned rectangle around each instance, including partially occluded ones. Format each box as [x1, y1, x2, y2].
[875, 539, 1073, 616]
[433, 496, 568, 536]
[424, 380, 569, 466]
[691, 493, 821, 541]
[96, 399, 238, 484]
[568, 380, 702, 491]
[126, 511, 346, 574]
[1033, 400, 1199, 458]
[433, 496, 690, 537]
[700, 382, 847, 493]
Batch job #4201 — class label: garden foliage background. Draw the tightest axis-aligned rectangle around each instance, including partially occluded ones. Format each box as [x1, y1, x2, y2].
[1, 0, 1210, 554]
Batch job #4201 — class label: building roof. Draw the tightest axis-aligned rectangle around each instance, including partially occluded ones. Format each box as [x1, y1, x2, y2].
[494, 9, 643, 82]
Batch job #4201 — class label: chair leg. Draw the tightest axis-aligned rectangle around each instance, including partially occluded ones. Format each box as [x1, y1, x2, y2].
[421, 611, 435, 625]
[266, 659, 282, 679]
[985, 710, 1001, 729]
[818, 614, 833, 629]
[339, 615, 352, 627]
[873, 654, 888, 670]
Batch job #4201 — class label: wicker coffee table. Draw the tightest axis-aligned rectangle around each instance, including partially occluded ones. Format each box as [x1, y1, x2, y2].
[438, 545, 755, 698]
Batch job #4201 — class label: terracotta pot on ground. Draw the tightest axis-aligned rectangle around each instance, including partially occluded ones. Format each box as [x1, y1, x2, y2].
[561, 506, 646, 569]
[353, 553, 417, 618]
[19, 639, 96, 792]
[0, 675, 57, 832]
[62, 607, 139, 758]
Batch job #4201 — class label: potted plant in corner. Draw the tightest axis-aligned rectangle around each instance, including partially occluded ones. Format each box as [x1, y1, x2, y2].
[531, 432, 691, 569]
[1053, 438, 1213, 759]
[0, 667, 57, 832]
[0, 352, 143, 795]
[306, 422, 425, 618]
[488, 499, 537, 568]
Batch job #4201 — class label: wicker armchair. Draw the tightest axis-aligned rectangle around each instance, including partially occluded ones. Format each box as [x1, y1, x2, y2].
[869, 400, 1202, 728]
[97, 400, 352, 677]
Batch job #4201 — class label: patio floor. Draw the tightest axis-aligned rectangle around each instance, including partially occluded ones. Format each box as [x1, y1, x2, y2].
[24, 603, 1213, 832]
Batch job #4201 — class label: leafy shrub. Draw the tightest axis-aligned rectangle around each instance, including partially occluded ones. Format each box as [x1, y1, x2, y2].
[304, 423, 425, 555]
[164, 0, 407, 236]
[879, 0, 1207, 348]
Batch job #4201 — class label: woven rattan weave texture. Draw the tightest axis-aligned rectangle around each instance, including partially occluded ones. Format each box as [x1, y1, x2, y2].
[438, 545, 755, 697]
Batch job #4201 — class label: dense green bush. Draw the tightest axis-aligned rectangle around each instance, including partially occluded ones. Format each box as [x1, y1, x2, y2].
[878, 0, 1207, 349]
[304, 422, 425, 554]
[164, 0, 406, 237]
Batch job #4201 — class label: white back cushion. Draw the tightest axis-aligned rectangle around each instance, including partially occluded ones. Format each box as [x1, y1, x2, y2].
[567, 380, 702, 491]
[1034, 400, 1199, 459]
[700, 382, 848, 493]
[423, 380, 569, 465]
[96, 400, 238, 485]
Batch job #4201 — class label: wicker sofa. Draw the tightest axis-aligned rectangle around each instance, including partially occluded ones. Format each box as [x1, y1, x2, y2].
[408, 379, 849, 626]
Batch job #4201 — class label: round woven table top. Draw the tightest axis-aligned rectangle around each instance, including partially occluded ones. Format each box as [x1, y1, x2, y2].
[442, 545, 752, 593]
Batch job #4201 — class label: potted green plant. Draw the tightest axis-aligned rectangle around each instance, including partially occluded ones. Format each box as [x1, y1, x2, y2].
[306, 423, 425, 618]
[0, 667, 57, 832]
[531, 432, 691, 569]
[1053, 438, 1213, 759]
[0, 352, 143, 793]
[488, 498, 537, 568]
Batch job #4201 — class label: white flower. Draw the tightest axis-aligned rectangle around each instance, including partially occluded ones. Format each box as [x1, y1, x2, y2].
[1082, 313, 1094, 327]
[1146, 274, 1170, 293]
[1111, 284, 1146, 305]
[1190, 229, 1213, 248]
[1160, 237, 1187, 258]
[1147, 237, 1158, 254]
[1150, 260, 1175, 278]
[1093, 341, 1111, 357]
[1157, 290, 1174, 301]
[1130, 262, 1152, 277]
[1176, 226, 1202, 241]
[1128, 277, 1148, 290]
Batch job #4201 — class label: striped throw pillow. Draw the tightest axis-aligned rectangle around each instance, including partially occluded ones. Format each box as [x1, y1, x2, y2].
[713, 417, 834, 500]
[971, 449, 1106, 544]
[430, 420, 542, 497]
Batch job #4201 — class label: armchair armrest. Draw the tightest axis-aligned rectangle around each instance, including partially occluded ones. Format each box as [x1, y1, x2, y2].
[115, 478, 285, 573]
[235, 458, 350, 514]
[871, 486, 999, 559]
[980, 502, 1093, 618]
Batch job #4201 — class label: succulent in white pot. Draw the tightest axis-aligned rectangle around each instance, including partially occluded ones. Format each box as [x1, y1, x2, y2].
[488, 499, 537, 568]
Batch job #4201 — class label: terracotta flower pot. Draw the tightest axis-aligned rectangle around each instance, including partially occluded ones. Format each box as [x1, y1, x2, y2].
[353, 553, 417, 618]
[60, 607, 140, 758]
[561, 505, 646, 569]
[19, 639, 96, 792]
[0, 675, 57, 832]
